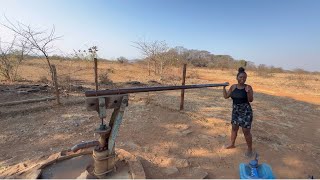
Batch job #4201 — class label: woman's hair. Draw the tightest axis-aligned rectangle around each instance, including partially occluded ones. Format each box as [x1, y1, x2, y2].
[237, 67, 247, 77]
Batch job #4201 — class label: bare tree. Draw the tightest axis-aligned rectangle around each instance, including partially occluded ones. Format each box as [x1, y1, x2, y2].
[2, 17, 62, 103]
[0, 37, 30, 81]
[117, 56, 129, 64]
[132, 40, 168, 75]
[1, 18, 61, 79]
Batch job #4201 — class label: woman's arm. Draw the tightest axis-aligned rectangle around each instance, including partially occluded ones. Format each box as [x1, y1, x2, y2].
[223, 84, 234, 99]
[245, 85, 254, 102]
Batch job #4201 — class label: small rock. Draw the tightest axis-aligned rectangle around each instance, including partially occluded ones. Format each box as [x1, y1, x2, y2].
[169, 158, 189, 168]
[16, 85, 30, 89]
[126, 81, 144, 86]
[17, 91, 28, 94]
[219, 134, 227, 138]
[174, 124, 190, 131]
[125, 141, 141, 150]
[39, 86, 48, 90]
[180, 129, 193, 136]
[27, 88, 40, 93]
[269, 144, 279, 151]
[163, 167, 179, 176]
[142, 146, 149, 152]
[148, 80, 161, 85]
[118, 142, 125, 146]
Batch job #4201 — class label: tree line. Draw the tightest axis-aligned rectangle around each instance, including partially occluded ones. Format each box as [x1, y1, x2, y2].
[1, 19, 316, 84]
[132, 40, 303, 75]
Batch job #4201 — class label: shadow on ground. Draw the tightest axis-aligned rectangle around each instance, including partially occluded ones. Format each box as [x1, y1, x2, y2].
[0, 88, 319, 178]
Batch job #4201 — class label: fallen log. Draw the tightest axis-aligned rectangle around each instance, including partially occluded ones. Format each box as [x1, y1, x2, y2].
[0, 96, 56, 107]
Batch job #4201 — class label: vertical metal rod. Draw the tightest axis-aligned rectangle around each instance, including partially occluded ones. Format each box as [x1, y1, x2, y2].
[180, 64, 187, 110]
[94, 57, 98, 91]
[95, 58, 103, 125]
[98, 97, 106, 127]
[51, 65, 60, 105]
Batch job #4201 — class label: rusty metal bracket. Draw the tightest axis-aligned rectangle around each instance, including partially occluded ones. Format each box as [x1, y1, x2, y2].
[108, 95, 128, 151]
[85, 94, 129, 151]
[98, 97, 107, 119]
[86, 95, 129, 111]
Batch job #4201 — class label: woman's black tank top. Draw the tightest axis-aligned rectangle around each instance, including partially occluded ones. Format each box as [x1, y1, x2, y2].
[231, 86, 249, 104]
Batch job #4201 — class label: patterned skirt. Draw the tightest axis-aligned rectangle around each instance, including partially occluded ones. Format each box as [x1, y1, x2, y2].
[231, 103, 253, 129]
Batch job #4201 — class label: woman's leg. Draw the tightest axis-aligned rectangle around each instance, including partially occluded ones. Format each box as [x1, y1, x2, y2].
[242, 127, 253, 154]
[225, 124, 239, 149]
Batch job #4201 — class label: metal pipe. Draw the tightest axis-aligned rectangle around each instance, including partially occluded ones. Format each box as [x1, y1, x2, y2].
[85, 83, 229, 97]
[70, 140, 99, 152]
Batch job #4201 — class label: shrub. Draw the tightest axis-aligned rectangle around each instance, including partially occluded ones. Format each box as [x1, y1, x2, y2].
[39, 76, 49, 83]
[186, 71, 200, 79]
[99, 72, 113, 84]
[107, 68, 115, 73]
[59, 75, 72, 90]
[256, 64, 274, 77]
[292, 68, 309, 74]
[117, 56, 129, 64]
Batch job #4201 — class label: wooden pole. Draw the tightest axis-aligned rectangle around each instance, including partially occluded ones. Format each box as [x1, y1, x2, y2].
[180, 64, 187, 110]
[51, 65, 61, 105]
[94, 57, 98, 91]
[148, 60, 151, 76]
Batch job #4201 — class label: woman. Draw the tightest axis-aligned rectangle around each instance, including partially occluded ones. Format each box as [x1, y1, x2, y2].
[223, 67, 254, 157]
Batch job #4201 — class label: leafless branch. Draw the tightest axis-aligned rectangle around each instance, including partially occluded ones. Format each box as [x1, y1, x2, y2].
[0, 36, 30, 81]
[1, 16, 62, 103]
[132, 40, 169, 75]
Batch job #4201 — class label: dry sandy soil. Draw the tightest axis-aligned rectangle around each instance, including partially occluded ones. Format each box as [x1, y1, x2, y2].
[0, 59, 319, 178]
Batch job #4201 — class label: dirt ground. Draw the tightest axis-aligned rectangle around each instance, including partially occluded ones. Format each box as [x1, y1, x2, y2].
[0, 59, 319, 178]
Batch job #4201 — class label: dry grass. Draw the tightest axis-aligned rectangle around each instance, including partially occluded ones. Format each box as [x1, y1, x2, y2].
[2, 58, 319, 104]
[1, 59, 320, 178]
